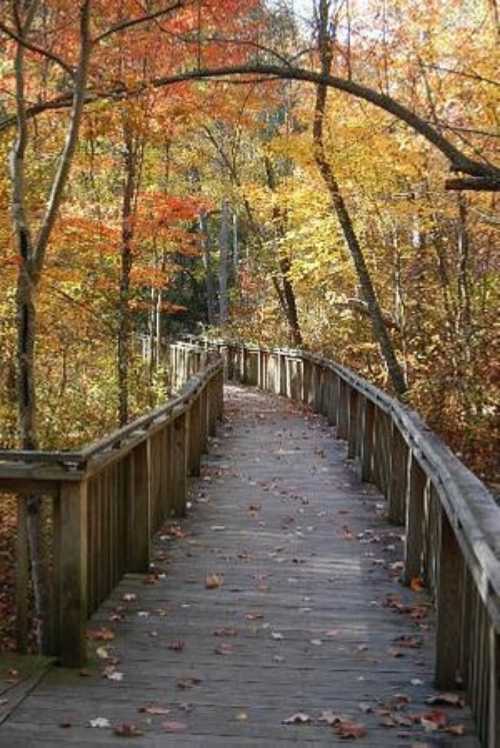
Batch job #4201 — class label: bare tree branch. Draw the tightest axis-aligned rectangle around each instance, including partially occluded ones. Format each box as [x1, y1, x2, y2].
[93, 0, 189, 43]
[420, 62, 500, 88]
[0, 19, 75, 78]
[33, 0, 93, 280]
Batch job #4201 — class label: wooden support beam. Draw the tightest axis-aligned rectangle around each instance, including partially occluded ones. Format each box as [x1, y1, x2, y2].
[125, 440, 151, 574]
[15, 497, 29, 654]
[360, 398, 374, 482]
[173, 412, 187, 517]
[387, 427, 409, 525]
[189, 396, 202, 476]
[55, 480, 88, 667]
[347, 388, 358, 459]
[489, 628, 500, 748]
[336, 380, 349, 440]
[200, 388, 208, 453]
[435, 504, 463, 689]
[404, 455, 426, 583]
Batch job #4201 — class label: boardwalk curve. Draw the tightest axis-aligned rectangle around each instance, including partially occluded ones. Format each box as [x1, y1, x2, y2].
[0, 385, 478, 746]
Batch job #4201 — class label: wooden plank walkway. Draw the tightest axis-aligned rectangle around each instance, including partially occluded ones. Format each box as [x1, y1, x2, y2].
[0, 385, 479, 746]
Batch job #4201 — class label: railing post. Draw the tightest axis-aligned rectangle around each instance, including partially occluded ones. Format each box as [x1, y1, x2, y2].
[280, 353, 287, 396]
[318, 366, 327, 416]
[217, 368, 224, 419]
[16, 497, 29, 654]
[55, 479, 88, 667]
[435, 503, 463, 689]
[404, 455, 426, 582]
[208, 377, 217, 436]
[326, 370, 337, 426]
[310, 362, 319, 410]
[239, 346, 245, 383]
[360, 399, 375, 481]
[302, 358, 312, 405]
[200, 387, 208, 453]
[347, 388, 358, 459]
[189, 395, 202, 476]
[315, 365, 324, 414]
[173, 411, 187, 516]
[388, 426, 409, 524]
[337, 380, 349, 440]
[126, 439, 151, 573]
[489, 628, 500, 747]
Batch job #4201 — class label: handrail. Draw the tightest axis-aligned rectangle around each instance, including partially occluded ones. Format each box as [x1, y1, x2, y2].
[0, 349, 224, 667]
[0, 345, 215, 471]
[177, 337, 499, 748]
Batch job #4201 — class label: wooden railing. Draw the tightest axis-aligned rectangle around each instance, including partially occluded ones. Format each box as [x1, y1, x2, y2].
[0, 347, 223, 667]
[175, 338, 500, 747]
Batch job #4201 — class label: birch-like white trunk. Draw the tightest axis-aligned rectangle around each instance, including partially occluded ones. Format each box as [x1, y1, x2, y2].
[218, 198, 231, 325]
[10, 0, 93, 652]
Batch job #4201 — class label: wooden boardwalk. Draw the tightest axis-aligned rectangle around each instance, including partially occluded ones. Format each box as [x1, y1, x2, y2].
[0, 385, 478, 746]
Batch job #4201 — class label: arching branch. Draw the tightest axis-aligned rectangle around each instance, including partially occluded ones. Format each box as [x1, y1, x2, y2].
[1, 62, 498, 189]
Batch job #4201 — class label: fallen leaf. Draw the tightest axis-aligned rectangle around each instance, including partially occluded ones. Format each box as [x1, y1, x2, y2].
[90, 717, 111, 728]
[358, 703, 372, 713]
[318, 710, 348, 725]
[213, 627, 238, 637]
[342, 526, 353, 540]
[96, 647, 110, 660]
[103, 667, 123, 682]
[388, 647, 404, 658]
[139, 705, 171, 715]
[215, 643, 234, 655]
[162, 721, 187, 732]
[394, 635, 422, 649]
[410, 577, 425, 592]
[168, 640, 185, 652]
[122, 593, 137, 602]
[87, 628, 115, 641]
[446, 724, 465, 735]
[282, 712, 311, 724]
[425, 693, 464, 708]
[206, 574, 223, 589]
[420, 709, 448, 731]
[177, 678, 202, 689]
[113, 723, 144, 737]
[335, 719, 367, 738]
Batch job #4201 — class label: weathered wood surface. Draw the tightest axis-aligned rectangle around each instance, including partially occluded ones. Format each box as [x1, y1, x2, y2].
[0, 386, 478, 746]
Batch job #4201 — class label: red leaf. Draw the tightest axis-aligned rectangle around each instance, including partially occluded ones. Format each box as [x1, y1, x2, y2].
[113, 723, 144, 737]
[167, 640, 185, 652]
[335, 720, 367, 739]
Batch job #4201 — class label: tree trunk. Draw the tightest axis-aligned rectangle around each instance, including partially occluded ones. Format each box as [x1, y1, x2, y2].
[218, 198, 231, 324]
[199, 210, 218, 325]
[263, 157, 303, 347]
[118, 126, 141, 426]
[313, 0, 407, 396]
